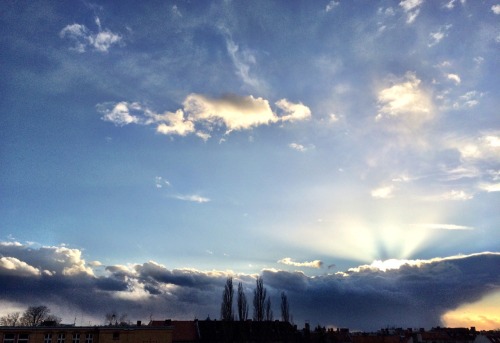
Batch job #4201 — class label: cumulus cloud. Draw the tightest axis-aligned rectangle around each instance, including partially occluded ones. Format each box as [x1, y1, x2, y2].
[376, 72, 433, 128]
[278, 258, 323, 269]
[99, 94, 311, 139]
[184, 94, 276, 132]
[59, 17, 122, 53]
[492, 5, 500, 14]
[0, 242, 94, 277]
[0, 241, 499, 331]
[0, 257, 41, 277]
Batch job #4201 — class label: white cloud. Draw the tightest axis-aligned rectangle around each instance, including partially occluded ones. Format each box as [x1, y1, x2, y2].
[155, 176, 171, 188]
[99, 101, 141, 126]
[59, 17, 122, 53]
[329, 113, 340, 122]
[289, 143, 306, 152]
[399, 0, 423, 12]
[278, 257, 323, 269]
[90, 30, 122, 52]
[439, 189, 474, 201]
[447, 73, 461, 84]
[452, 91, 483, 109]
[376, 72, 433, 126]
[492, 4, 500, 14]
[100, 94, 311, 139]
[225, 36, 264, 91]
[479, 182, 500, 192]
[184, 94, 276, 132]
[371, 185, 394, 199]
[415, 223, 474, 230]
[444, 0, 457, 9]
[154, 110, 196, 136]
[275, 99, 312, 122]
[428, 25, 452, 47]
[174, 194, 211, 203]
[0, 243, 94, 277]
[0, 257, 41, 277]
[399, 0, 424, 23]
[447, 132, 500, 162]
[325, 1, 340, 12]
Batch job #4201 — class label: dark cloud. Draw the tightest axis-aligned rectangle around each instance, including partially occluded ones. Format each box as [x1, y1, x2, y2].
[1, 242, 499, 330]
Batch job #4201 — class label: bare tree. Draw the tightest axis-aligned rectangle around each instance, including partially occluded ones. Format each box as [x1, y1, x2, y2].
[0, 312, 20, 326]
[237, 282, 249, 321]
[105, 311, 128, 326]
[20, 306, 51, 326]
[265, 297, 273, 321]
[220, 277, 234, 321]
[252, 276, 267, 322]
[280, 291, 290, 323]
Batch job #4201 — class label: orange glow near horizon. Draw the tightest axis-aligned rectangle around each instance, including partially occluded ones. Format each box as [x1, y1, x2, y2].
[442, 291, 500, 330]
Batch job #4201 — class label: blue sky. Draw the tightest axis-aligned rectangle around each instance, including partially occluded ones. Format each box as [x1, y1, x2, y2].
[1, 0, 499, 331]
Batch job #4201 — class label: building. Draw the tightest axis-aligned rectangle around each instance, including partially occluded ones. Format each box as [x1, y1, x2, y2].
[1, 322, 173, 343]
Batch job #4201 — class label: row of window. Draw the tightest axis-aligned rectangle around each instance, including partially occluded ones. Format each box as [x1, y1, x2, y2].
[3, 334, 93, 343]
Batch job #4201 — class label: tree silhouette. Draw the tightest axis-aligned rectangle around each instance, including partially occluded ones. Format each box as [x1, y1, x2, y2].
[265, 297, 273, 321]
[280, 291, 290, 323]
[237, 282, 249, 321]
[0, 312, 20, 326]
[20, 306, 51, 326]
[252, 276, 267, 321]
[220, 276, 234, 321]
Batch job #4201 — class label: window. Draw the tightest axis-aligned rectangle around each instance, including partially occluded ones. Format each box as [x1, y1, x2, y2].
[57, 334, 65, 343]
[72, 333, 80, 343]
[44, 334, 52, 343]
[85, 334, 93, 343]
[18, 335, 29, 343]
[3, 334, 15, 343]
[112, 333, 120, 341]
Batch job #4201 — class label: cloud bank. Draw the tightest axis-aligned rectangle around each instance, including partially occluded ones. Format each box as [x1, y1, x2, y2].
[1, 241, 498, 331]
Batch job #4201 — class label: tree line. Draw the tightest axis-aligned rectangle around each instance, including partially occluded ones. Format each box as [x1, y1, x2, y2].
[0, 305, 61, 327]
[220, 276, 291, 323]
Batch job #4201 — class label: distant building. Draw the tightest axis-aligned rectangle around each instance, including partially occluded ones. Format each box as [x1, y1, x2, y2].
[0, 322, 173, 343]
[474, 332, 500, 343]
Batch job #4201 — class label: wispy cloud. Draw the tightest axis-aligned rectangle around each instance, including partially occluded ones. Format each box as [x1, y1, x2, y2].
[428, 25, 452, 47]
[59, 17, 122, 53]
[174, 194, 211, 203]
[278, 257, 323, 269]
[325, 1, 340, 13]
[399, 0, 424, 24]
[414, 223, 474, 230]
[224, 35, 265, 91]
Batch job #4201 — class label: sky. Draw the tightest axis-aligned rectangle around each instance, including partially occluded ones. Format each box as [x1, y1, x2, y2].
[0, 0, 499, 332]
